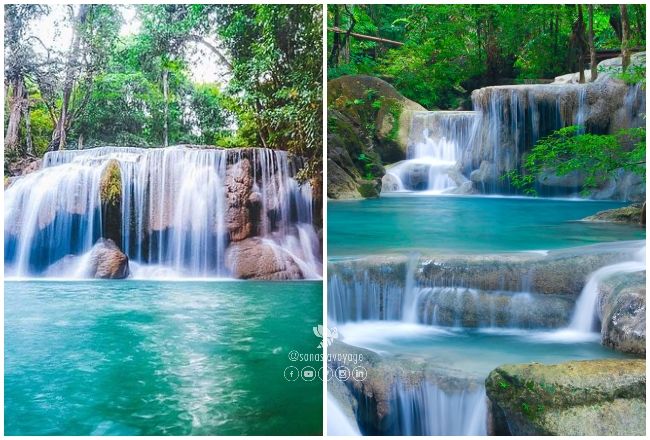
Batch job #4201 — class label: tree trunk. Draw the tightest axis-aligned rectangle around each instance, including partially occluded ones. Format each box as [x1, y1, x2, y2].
[588, 5, 598, 82]
[342, 5, 356, 64]
[162, 68, 169, 147]
[23, 90, 33, 156]
[329, 5, 341, 67]
[485, 11, 499, 82]
[4, 76, 26, 155]
[577, 5, 586, 83]
[50, 4, 89, 151]
[620, 5, 631, 72]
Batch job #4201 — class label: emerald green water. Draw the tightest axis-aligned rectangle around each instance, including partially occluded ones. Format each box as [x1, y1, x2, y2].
[5, 280, 323, 436]
[328, 196, 645, 257]
[337, 322, 631, 377]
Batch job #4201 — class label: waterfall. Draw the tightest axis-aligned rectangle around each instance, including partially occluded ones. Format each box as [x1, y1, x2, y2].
[401, 253, 420, 322]
[383, 112, 478, 193]
[383, 79, 644, 198]
[328, 263, 573, 329]
[5, 146, 320, 278]
[327, 394, 361, 436]
[569, 245, 646, 333]
[574, 85, 588, 134]
[390, 380, 487, 436]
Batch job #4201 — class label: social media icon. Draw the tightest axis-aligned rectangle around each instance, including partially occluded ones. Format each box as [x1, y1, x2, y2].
[302, 366, 316, 382]
[326, 367, 334, 382]
[352, 366, 367, 382]
[335, 366, 350, 382]
[284, 366, 299, 382]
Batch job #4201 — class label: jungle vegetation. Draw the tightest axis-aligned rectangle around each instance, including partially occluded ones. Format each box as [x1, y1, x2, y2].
[4, 4, 322, 181]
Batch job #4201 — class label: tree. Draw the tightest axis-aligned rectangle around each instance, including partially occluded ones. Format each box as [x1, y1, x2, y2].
[620, 4, 631, 72]
[4, 4, 48, 156]
[47, 5, 122, 151]
[588, 5, 597, 82]
[569, 5, 588, 83]
[50, 5, 89, 151]
[214, 4, 323, 181]
[327, 4, 646, 109]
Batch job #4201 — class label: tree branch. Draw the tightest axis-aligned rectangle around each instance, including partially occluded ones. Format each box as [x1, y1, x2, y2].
[185, 35, 233, 71]
[327, 27, 404, 47]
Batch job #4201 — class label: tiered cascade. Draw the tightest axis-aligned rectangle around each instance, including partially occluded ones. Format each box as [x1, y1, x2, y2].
[5, 146, 321, 279]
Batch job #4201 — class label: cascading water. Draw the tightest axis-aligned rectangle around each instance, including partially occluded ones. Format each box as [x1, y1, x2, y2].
[328, 242, 644, 436]
[5, 146, 321, 279]
[390, 380, 487, 436]
[569, 245, 646, 333]
[383, 112, 478, 194]
[327, 393, 362, 436]
[382, 80, 644, 198]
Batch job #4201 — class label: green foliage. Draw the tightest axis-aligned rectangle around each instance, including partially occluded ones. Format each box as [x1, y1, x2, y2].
[507, 125, 646, 196]
[618, 65, 646, 86]
[328, 4, 646, 109]
[357, 153, 376, 180]
[5, 4, 322, 183]
[100, 162, 121, 207]
[214, 4, 323, 181]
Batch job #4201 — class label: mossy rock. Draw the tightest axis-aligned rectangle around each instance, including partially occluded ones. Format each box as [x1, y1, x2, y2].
[100, 160, 122, 207]
[100, 160, 122, 246]
[328, 75, 425, 159]
[357, 180, 381, 198]
[327, 75, 425, 199]
[485, 359, 646, 435]
[582, 203, 645, 225]
[328, 109, 385, 199]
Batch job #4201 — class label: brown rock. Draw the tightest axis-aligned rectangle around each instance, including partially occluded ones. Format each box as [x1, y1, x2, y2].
[88, 238, 129, 279]
[225, 237, 303, 280]
[224, 157, 254, 241]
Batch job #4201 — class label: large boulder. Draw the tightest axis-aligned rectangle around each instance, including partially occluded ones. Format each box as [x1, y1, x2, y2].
[225, 237, 303, 280]
[87, 238, 129, 279]
[328, 75, 426, 157]
[485, 359, 646, 436]
[598, 270, 646, 355]
[327, 75, 425, 199]
[327, 109, 384, 199]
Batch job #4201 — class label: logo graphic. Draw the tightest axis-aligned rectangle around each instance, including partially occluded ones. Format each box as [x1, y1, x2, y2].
[335, 366, 350, 382]
[301, 366, 316, 381]
[352, 366, 367, 382]
[313, 324, 338, 348]
[284, 366, 299, 382]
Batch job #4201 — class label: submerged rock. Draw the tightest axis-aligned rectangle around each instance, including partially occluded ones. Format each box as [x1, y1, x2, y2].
[485, 359, 646, 435]
[88, 238, 129, 279]
[225, 237, 303, 280]
[598, 271, 646, 355]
